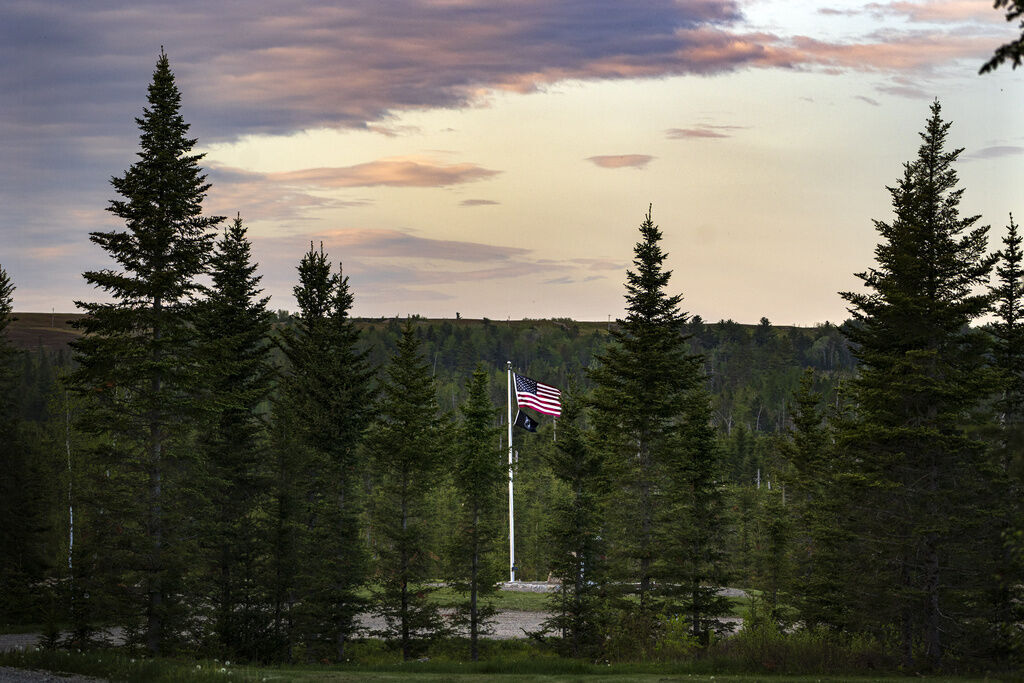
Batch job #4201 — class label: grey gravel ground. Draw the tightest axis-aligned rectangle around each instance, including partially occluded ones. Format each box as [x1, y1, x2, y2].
[0, 667, 103, 682]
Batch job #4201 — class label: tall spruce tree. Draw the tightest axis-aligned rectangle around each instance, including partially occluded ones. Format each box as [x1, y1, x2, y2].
[989, 214, 1024, 662]
[69, 51, 221, 654]
[991, 214, 1024, 476]
[662, 388, 734, 645]
[448, 367, 504, 662]
[0, 265, 30, 623]
[194, 215, 275, 659]
[777, 369, 851, 631]
[588, 207, 704, 649]
[365, 322, 447, 659]
[277, 243, 374, 661]
[839, 101, 1002, 669]
[539, 389, 610, 659]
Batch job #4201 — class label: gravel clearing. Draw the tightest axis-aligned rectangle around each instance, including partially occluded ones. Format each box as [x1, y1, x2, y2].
[0, 667, 103, 682]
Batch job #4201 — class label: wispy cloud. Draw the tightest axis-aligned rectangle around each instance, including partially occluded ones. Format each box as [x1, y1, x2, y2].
[460, 199, 500, 207]
[854, 94, 881, 106]
[666, 124, 746, 139]
[586, 154, 654, 169]
[780, 31, 994, 72]
[570, 257, 626, 271]
[205, 157, 498, 220]
[875, 75, 935, 99]
[310, 228, 529, 262]
[268, 158, 499, 188]
[963, 145, 1024, 161]
[865, 1, 1005, 24]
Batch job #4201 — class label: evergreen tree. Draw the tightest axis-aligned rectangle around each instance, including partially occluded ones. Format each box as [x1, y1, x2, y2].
[0, 266, 15, 397]
[662, 389, 734, 645]
[776, 369, 849, 631]
[448, 367, 504, 662]
[989, 215, 1024, 663]
[588, 207, 703, 649]
[539, 389, 610, 658]
[365, 322, 447, 659]
[991, 214, 1024, 476]
[980, 0, 1024, 73]
[194, 215, 275, 659]
[277, 243, 374, 661]
[69, 50, 221, 654]
[839, 100, 1002, 668]
[0, 266, 37, 624]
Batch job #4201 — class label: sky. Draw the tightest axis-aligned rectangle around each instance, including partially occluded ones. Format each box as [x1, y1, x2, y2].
[2, 0, 1022, 325]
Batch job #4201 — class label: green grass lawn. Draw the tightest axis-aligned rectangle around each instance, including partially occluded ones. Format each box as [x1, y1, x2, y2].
[0, 647, 998, 683]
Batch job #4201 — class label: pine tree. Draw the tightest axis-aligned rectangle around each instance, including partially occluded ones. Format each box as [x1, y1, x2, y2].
[989, 215, 1024, 664]
[588, 207, 703, 649]
[0, 265, 31, 623]
[69, 50, 221, 654]
[662, 389, 734, 645]
[991, 214, 1024, 476]
[194, 215, 275, 659]
[776, 369, 847, 630]
[839, 100, 1003, 668]
[539, 389, 610, 658]
[365, 322, 447, 659]
[448, 367, 504, 662]
[277, 243, 374, 661]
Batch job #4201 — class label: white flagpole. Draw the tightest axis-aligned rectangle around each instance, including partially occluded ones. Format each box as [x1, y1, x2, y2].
[507, 361, 516, 582]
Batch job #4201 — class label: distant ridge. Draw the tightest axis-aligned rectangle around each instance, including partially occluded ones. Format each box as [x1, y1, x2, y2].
[7, 312, 808, 352]
[6, 312, 83, 351]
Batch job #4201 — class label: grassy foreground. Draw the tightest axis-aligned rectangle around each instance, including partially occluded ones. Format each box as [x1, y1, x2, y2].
[0, 647, 997, 683]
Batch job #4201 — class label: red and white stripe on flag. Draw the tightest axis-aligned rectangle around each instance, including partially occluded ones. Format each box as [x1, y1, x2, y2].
[514, 373, 562, 417]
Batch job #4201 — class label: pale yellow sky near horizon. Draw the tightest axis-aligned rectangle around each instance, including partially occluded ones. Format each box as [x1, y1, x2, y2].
[3, 0, 1022, 326]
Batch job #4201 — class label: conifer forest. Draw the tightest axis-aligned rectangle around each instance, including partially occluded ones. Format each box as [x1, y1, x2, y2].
[1, 52, 1022, 677]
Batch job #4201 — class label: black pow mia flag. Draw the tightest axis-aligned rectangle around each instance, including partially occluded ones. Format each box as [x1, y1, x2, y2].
[514, 409, 538, 432]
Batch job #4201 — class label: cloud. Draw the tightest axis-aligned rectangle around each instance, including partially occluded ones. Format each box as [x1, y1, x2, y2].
[206, 166, 371, 221]
[854, 94, 881, 106]
[666, 124, 746, 139]
[267, 158, 499, 188]
[542, 276, 575, 285]
[204, 157, 497, 220]
[570, 257, 626, 271]
[875, 76, 935, 99]
[460, 199, 500, 206]
[308, 228, 530, 262]
[963, 145, 1024, 161]
[586, 154, 654, 169]
[865, 1, 1006, 24]
[778, 31, 995, 72]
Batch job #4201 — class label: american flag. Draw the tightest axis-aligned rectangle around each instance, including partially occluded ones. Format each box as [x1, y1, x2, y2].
[514, 373, 562, 417]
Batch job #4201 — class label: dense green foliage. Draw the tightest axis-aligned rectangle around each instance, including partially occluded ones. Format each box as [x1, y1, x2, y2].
[276, 243, 375, 660]
[67, 49, 222, 654]
[538, 390, 610, 658]
[837, 101, 1007, 668]
[447, 367, 505, 661]
[365, 323, 448, 658]
[0, 63, 1020, 676]
[980, 0, 1024, 73]
[193, 215, 276, 659]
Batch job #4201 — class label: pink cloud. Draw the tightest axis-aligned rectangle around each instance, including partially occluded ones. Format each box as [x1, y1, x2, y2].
[268, 158, 499, 188]
[865, 1, 1006, 24]
[586, 154, 654, 169]
[777, 31, 995, 71]
[460, 199, 500, 206]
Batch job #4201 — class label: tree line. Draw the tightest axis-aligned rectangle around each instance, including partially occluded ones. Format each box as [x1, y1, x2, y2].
[0, 53, 1020, 671]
